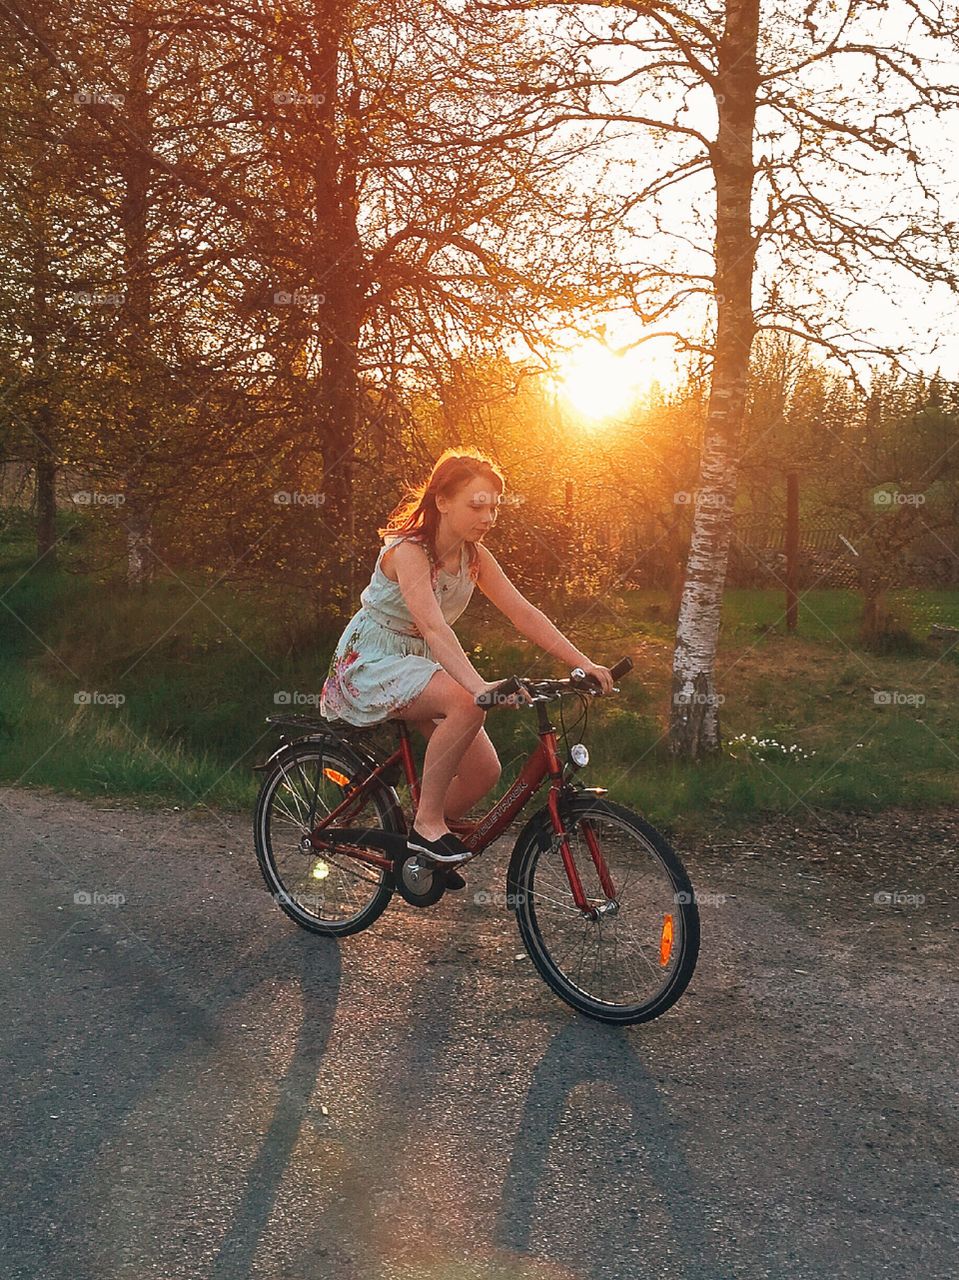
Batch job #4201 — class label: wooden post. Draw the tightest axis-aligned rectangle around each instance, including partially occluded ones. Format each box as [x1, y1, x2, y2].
[562, 478, 574, 607]
[785, 470, 799, 631]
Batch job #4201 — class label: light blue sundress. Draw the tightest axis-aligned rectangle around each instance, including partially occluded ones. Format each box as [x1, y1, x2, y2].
[319, 532, 480, 726]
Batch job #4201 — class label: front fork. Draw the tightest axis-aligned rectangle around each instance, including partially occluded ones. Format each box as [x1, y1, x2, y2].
[546, 783, 618, 917]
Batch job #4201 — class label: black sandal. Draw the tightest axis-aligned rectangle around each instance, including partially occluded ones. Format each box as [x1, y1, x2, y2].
[406, 827, 470, 891]
[406, 826, 471, 864]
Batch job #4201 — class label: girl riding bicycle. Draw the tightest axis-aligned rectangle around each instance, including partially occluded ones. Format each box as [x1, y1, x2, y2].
[319, 448, 614, 882]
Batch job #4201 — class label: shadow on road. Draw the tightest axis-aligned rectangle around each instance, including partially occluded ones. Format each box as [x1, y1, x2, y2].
[496, 1017, 728, 1279]
[210, 940, 341, 1278]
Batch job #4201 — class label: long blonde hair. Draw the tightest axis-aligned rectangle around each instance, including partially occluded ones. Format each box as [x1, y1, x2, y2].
[378, 448, 506, 572]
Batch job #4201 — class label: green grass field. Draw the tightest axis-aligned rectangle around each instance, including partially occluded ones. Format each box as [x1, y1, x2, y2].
[2, 517, 957, 832]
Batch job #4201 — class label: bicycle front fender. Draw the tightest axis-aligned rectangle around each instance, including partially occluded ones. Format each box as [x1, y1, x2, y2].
[504, 788, 613, 902]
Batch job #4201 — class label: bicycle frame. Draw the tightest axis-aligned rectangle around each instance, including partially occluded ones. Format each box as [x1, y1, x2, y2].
[306, 700, 617, 914]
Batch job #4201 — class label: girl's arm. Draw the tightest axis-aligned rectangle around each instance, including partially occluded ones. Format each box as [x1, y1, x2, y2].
[474, 544, 614, 692]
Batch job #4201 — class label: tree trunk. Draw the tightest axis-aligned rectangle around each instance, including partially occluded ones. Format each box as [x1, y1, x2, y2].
[125, 500, 154, 587]
[120, 4, 155, 587]
[35, 454, 57, 560]
[28, 25, 59, 567]
[309, 1, 362, 608]
[31, 256, 58, 563]
[857, 543, 885, 641]
[669, 0, 760, 758]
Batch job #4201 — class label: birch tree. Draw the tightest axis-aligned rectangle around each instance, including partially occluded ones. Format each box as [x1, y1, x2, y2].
[490, 0, 959, 755]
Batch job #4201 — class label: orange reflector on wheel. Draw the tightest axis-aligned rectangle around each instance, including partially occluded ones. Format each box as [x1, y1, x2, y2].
[659, 914, 674, 966]
[323, 767, 350, 787]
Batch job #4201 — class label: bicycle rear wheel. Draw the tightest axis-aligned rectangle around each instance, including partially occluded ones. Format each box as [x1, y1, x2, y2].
[253, 739, 399, 937]
[511, 795, 700, 1024]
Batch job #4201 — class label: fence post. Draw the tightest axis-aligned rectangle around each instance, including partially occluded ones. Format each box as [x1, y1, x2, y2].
[785, 470, 799, 631]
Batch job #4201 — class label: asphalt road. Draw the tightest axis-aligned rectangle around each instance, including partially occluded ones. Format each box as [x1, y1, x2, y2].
[1, 784, 956, 1280]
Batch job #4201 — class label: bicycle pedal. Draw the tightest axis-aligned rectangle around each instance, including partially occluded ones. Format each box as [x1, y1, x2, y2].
[419, 850, 471, 867]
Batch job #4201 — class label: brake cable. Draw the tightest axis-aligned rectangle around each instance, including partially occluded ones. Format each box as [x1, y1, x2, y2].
[559, 685, 590, 757]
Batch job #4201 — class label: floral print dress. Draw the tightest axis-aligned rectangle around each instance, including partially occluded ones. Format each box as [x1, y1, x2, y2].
[319, 532, 480, 726]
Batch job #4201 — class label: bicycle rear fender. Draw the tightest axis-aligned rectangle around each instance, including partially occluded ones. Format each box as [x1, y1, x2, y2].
[255, 734, 405, 828]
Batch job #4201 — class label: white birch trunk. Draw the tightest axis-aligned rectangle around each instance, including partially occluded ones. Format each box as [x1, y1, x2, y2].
[669, 0, 760, 758]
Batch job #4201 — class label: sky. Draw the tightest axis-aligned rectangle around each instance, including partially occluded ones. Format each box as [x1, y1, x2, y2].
[520, 0, 959, 398]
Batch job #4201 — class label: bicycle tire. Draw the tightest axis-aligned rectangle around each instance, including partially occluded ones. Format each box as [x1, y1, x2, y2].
[511, 795, 700, 1025]
[253, 738, 400, 937]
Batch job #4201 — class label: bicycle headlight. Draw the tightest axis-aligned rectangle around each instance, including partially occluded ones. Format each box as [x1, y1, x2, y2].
[570, 743, 589, 769]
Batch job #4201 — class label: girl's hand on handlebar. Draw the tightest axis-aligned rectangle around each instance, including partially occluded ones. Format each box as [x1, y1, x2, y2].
[580, 661, 615, 695]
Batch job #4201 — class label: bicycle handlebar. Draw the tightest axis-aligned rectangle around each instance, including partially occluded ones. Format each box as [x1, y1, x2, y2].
[474, 655, 633, 708]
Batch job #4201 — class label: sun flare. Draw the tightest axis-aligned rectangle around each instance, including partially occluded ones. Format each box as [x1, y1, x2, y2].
[555, 341, 647, 420]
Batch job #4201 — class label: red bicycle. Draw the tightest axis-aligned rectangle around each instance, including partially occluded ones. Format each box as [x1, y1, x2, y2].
[253, 656, 700, 1024]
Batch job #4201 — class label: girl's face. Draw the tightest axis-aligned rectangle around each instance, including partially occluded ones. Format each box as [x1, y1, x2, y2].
[436, 476, 504, 542]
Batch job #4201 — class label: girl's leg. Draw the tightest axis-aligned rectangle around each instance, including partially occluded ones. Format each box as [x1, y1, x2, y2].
[408, 717, 502, 820]
[389, 670, 487, 840]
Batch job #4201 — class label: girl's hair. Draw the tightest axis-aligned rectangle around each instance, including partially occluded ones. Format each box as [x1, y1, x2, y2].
[378, 448, 506, 571]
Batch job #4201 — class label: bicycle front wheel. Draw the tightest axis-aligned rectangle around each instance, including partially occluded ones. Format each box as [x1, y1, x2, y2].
[512, 796, 700, 1025]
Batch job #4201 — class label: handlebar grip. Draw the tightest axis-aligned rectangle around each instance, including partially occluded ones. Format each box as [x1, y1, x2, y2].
[475, 674, 521, 708]
[573, 655, 633, 691]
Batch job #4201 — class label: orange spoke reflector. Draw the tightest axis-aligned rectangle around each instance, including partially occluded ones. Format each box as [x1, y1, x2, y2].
[659, 914, 674, 966]
[323, 767, 350, 787]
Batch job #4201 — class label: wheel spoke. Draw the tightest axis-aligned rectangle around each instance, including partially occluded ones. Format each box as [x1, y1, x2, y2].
[517, 803, 698, 1020]
[276, 761, 311, 825]
[524, 886, 584, 915]
[258, 747, 392, 930]
[271, 787, 308, 830]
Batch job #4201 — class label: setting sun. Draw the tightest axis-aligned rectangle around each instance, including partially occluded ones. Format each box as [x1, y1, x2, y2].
[555, 341, 647, 420]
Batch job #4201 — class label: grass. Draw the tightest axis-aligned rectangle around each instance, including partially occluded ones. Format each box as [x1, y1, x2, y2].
[2, 514, 958, 832]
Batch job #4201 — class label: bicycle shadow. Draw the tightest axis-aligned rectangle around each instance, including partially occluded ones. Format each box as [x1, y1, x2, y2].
[204, 917, 472, 1279]
[209, 937, 341, 1278]
[494, 1017, 730, 1280]
[7, 893, 340, 1280]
